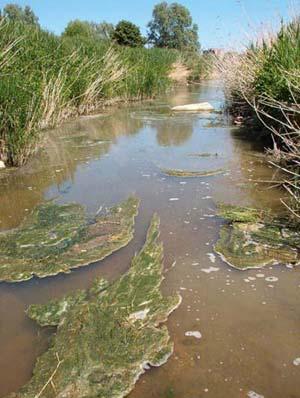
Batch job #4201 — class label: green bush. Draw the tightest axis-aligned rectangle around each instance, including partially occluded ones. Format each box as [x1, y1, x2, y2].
[113, 20, 145, 47]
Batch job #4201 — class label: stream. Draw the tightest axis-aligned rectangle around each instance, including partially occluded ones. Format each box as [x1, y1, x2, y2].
[0, 81, 299, 398]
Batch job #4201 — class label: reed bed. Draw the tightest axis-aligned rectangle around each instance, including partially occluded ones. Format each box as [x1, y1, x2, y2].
[0, 21, 178, 166]
[217, 18, 300, 221]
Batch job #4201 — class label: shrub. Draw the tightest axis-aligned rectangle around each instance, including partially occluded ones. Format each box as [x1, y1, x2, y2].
[113, 20, 145, 47]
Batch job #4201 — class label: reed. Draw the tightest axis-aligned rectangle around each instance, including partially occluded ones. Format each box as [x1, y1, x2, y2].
[0, 20, 178, 166]
[218, 18, 300, 221]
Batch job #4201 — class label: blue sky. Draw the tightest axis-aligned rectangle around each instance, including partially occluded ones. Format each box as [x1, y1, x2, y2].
[0, 0, 297, 48]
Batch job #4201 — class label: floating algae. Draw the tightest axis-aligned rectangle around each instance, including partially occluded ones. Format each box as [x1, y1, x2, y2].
[188, 152, 219, 158]
[0, 197, 139, 282]
[161, 168, 224, 178]
[9, 215, 181, 398]
[215, 204, 300, 270]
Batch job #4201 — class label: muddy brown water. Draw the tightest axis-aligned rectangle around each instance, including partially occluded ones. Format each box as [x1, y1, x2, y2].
[0, 81, 299, 398]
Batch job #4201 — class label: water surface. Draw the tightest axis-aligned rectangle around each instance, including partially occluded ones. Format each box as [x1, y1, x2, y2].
[0, 81, 299, 398]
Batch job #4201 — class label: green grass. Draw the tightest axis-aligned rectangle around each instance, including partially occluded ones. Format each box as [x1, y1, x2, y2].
[0, 21, 178, 166]
[253, 19, 300, 102]
[183, 51, 213, 83]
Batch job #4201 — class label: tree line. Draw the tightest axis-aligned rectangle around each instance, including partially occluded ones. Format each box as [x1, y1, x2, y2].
[0, 2, 200, 51]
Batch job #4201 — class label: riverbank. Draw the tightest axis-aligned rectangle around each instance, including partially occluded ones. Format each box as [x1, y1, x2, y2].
[0, 20, 179, 167]
[218, 18, 300, 222]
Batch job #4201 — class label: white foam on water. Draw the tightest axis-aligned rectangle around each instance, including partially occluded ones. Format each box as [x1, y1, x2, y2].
[201, 266, 220, 274]
[185, 331, 202, 339]
[207, 253, 216, 263]
[247, 391, 264, 398]
[293, 358, 300, 366]
[256, 274, 265, 278]
[265, 276, 279, 282]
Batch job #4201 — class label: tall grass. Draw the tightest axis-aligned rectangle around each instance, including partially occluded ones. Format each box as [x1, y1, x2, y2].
[218, 18, 300, 221]
[0, 21, 178, 166]
[182, 51, 214, 83]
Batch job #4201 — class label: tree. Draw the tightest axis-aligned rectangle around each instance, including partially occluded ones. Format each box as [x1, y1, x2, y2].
[94, 21, 115, 41]
[113, 20, 145, 47]
[147, 2, 199, 51]
[3, 3, 39, 26]
[62, 20, 114, 41]
[62, 20, 95, 39]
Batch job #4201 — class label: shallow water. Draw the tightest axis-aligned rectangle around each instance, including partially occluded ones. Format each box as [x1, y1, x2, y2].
[0, 81, 299, 398]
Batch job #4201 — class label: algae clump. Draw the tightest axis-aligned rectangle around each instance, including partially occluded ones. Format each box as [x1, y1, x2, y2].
[161, 168, 224, 178]
[0, 197, 139, 282]
[215, 204, 300, 270]
[9, 215, 181, 398]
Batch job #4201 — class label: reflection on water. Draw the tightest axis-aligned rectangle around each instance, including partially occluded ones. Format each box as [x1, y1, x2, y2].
[0, 81, 299, 398]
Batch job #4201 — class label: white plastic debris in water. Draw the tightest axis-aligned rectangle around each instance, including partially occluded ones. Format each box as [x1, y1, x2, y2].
[256, 273, 265, 278]
[265, 276, 279, 282]
[169, 198, 179, 201]
[201, 266, 220, 274]
[207, 253, 216, 263]
[247, 391, 264, 398]
[293, 358, 300, 366]
[185, 331, 202, 339]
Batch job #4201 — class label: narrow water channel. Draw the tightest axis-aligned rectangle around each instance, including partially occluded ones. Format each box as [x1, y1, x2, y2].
[0, 81, 299, 398]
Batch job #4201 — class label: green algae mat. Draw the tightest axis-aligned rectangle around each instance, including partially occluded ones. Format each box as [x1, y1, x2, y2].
[215, 204, 300, 270]
[161, 168, 224, 178]
[8, 215, 181, 398]
[0, 197, 139, 282]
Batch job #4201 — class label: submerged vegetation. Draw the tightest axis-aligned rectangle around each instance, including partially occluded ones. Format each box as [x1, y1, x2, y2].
[219, 18, 300, 222]
[9, 215, 181, 398]
[161, 168, 224, 177]
[0, 197, 139, 282]
[215, 204, 300, 270]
